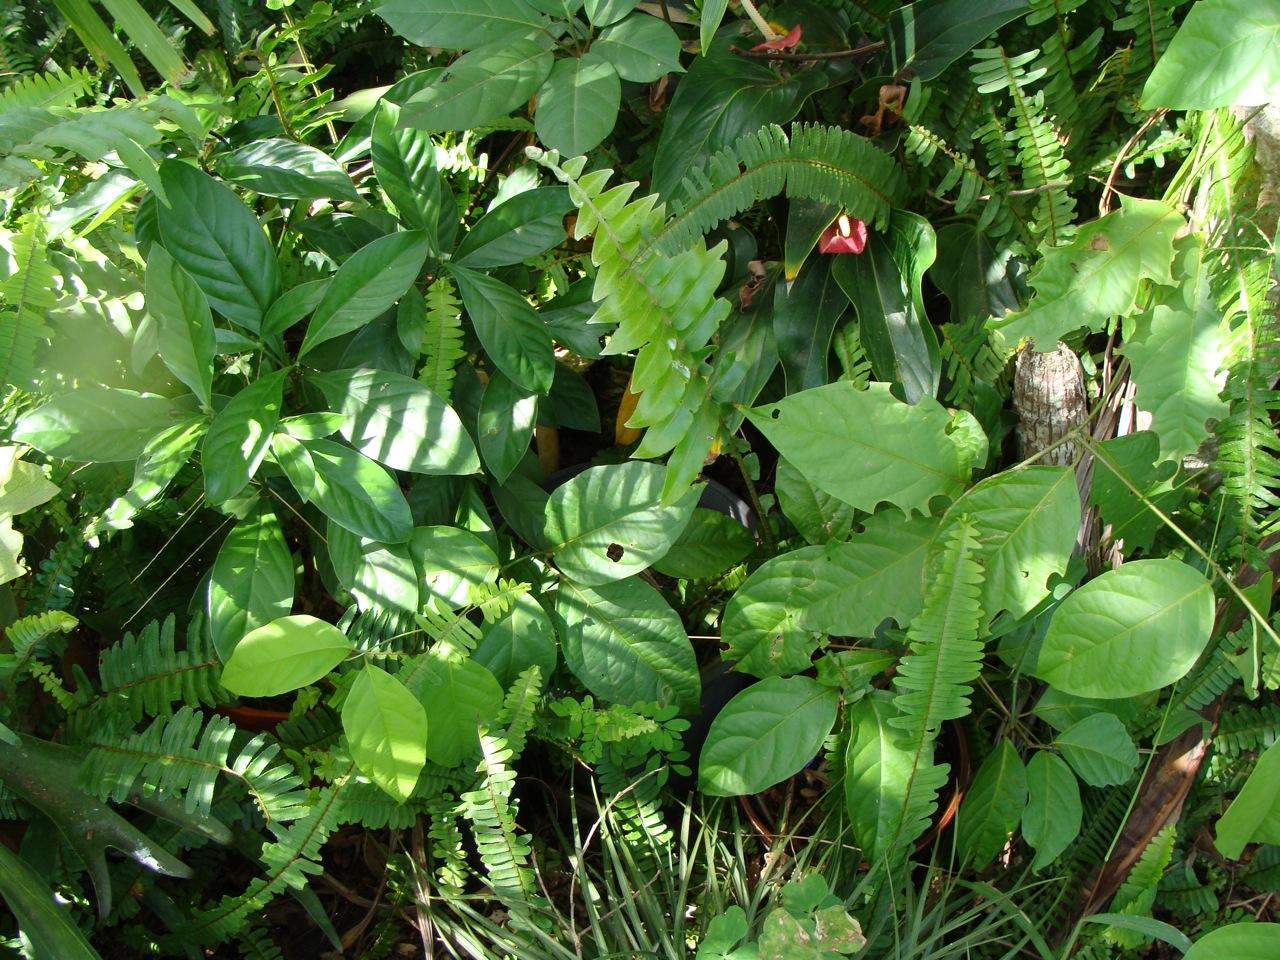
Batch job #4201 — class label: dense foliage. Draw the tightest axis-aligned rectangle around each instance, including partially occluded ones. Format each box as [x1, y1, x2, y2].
[2, 0, 1280, 956]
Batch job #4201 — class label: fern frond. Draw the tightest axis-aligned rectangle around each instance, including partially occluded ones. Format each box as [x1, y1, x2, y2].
[413, 601, 483, 661]
[419, 278, 464, 402]
[1106, 823, 1176, 947]
[1113, 0, 1184, 89]
[833, 322, 873, 388]
[0, 66, 92, 112]
[0, 220, 57, 390]
[236, 925, 285, 960]
[426, 793, 469, 895]
[1158, 861, 1219, 917]
[459, 731, 536, 905]
[335, 778, 426, 829]
[470, 577, 530, 624]
[939, 319, 1005, 408]
[338, 603, 421, 656]
[903, 123, 1024, 242]
[1217, 703, 1280, 757]
[496, 665, 542, 758]
[3, 609, 76, 680]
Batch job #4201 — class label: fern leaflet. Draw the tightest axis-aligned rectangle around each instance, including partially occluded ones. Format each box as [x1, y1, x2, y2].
[418, 278, 464, 401]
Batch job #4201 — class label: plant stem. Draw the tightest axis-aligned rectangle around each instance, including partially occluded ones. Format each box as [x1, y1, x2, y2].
[729, 446, 775, 548]
[737, 0, 777, 41]
[732, 40, 886, 61]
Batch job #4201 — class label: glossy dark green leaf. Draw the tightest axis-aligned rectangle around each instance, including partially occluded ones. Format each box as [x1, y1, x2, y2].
[399, 38, 553, 132]
[376, 0, 546, 48]
[155, 160, 280, 332]
[783, 199, 838, 282]
[218, 138, 359, 202]
[932, 223, 1022, 323]
[888, 0, 1030, 82]
[773, 255, 847, 394]
[478, 372, 537, 484]
[410, 525, 499, 606]
[13, 387, 191, 463]
[454, 187, 571, 268]
[371, 100, 448, 241]
[474, 591, 558, 687]
[221, 615, 352, 696]
[342, 664, 427, 802]
[208, 507, 295, 660]
[652, 508, 754, 579]
[302, 438, 414, 543]
[584, 0, 637, 26]
[300, 231, 430, 357]
[450, 264, 555, 393]
[1022, 751, 1081, 871]
[534, 53, 621, 155]
[594, 12, 682, 82]
[270, 433, 317, 501]
[543, 364, 601, 431]
[202, 370, 286, 503]
[0, 843, 101, 960]
[145, 245, 215, 406]
[261, 279, 330, 339]
[955, 739, 1026, 868]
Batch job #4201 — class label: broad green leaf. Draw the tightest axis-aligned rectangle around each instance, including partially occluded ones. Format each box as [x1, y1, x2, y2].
[329, 525, 419, 614]
[1022, 751, 1082, 871]
[722, 548, 826, 678]
[1088, 432, 1180, 554]
[270, 433, 316, 501]
[14, 387, 191, 463]
[1215, 738, 1280, 858]
[556, 576, 700, 711]
[300, 231, 430, 357]
[801, 511, 939, 637]
[208, 507, 295, 661]
[594, 13, 683, 82]
[746, 381, 966, 517]
[478, 372, 537, 484]
[534, 53, 621, 156]
[474, 591, 558, 687]
[155, 160, 280, 332]
[282, 413, 347, 440]
[1083, 915, 1192, 954]
[1141, 0, 1280, 109]
[202, 370, 286, 503]
[933, 222, 1022, 323]
[699, 0, 729, 55]
[343, 664, 427, 801]
[303, 438, 414, 543]
[585, 0, 637, 26]
[832, 210, 941, 403]
[956, 739, 1027, 868]
[1183, 923, 1280, 960]
[0, 842, 101, 960]
[371, 99, 448, 241]
[411, 655, 503, 767]
[410, 526, 499, 607]
[989, 196, 1183, 350]
[652, 508, 754, 580]
[774, 255, 847, 393]
[453, 187, 571, 268]
[261, 279, 329, 339]
[310, 368, 478, 476]
[218, 138, 359, 202]
[1036, 559, 1214, 698]
[888, 0, 1029, 81]
[100, 418, 205, 529]
[399, 38, 553, 131]
[450, 265, 555, 394]
[1054, 713, 1140, 787]
[699, 676, 838, 795]
[933, 466, 1079, 619]
[544, 461, 700, 585]
[221, 614, 352, 696]
[145, 245, 214, 406]
[376, 0, 546, 48]
[1032, 687, 1145, 733]
[774, 456, 857, 544]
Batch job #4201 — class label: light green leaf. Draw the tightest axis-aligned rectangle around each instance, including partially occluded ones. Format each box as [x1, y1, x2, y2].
[534, 53, 621, 156]
[303, 438, 414, 543]
[202, 370, 286, 503]
[329, 525, 420, 614]
[1184, 923, 1280, 960]
[218, 138, 359, 202]
[652, 508, 754, 580]
[343, 665, 427, 801]
[1022, 750, 1082, 871]
[376, 0, 546, 48]
[1036, 559, 1215, 698]
[585, 0, 637, 26]
[774, 456, 857, 544]
[399, 38, 553, 131]
[14, 387, 191, 463]
[699, 0, 729, 56]
[310, 368, 478, 476]
[722, 547, 826, 678]
[474, 591, 558, 687]
[544, 461, 700, 585]
[1054, 713, 1140, 787]
[989, 196, 1184, 350]
[155, 160, 280, 332]
[594, 13, 683, 82]
[411, 526, 499, 607]
[956, 739, 1027, 868]
[1082, 915, 1193, 954]
[556, 576, 700, 711]
[270, 433, 316, 501]
[453, 187, 571, 268]
[300, 231, 430, 357]
[1141, 0, 1280, 109]
[478, 372, 537, 484]
[450, 264, 555, 394]
[100, 418, 205, 530]
[221, 615, 352, 696]
[1215, 738, 1280, 858]
[746, 381, 966, 517]
[699, 676, 838, 795]
[412, 655, 503, 767]
[145, 245, 214, 406]
[207, 507, 294, 661]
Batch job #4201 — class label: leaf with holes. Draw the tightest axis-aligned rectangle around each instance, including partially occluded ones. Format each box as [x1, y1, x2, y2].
[721, 547, 826, 679]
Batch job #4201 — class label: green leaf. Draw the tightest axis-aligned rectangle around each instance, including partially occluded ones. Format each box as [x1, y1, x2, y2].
[474, 591, 558, 687]
[594, 13, 683, 82]
[413, 656, 503, 767]
[652, 508, 754, 580]
[721, 547, 825, 678]
[302, 438, 414, 543]
[933, 223, 1022, 324]
[330, 526, 419, 614]
[1215, 738, 1280, 858]
[300, 231, 431, 357]
[746, 381, 967, 517]
[699, 0, 729, 55]
[801, 511, 939, 637]
[261, 279, 330, 339]
[399, 38, 553, 132]
[269, 433, 316, 501]
[450, 264, 555, 394]
[832, 210, 941, 403]
[888, 0, 1030, 82]
[1082, 915, 1193, 954]
[371, 100, 448, 241]
[0, 842, 101, 960]
[453, 187, 571, 268]
[218, 138, 359, 202]
[544, 461, 700, 585]
[774, 255, 847, 393]
[774, 456, 857, 545]
[1141, 0, 1280, 109]
[699, 676, 839, 795]
[1184, 923, 1280, 959]
[221, 615, 352, 696]
[100, 418, 206, 529]
[376, 0, 546, 48]
[1036, 559, 1215, 698]
[1088, 432, 1179, 554]
[343, 665, 427, 802]
[933, 466, 1079, 620]
[556, 576, 700, 711]
[310, 368, 479, 476]
[534, 53, 621, 155]
[989, 196, 1184, 350]
[155, 160, 280, 332]
[207, 507, 294, 661]
[1054, 713, 1140, 787]
[13, 387, 190, 463]
[478, 372, 537, 484]
[145, 245, 215, 406]
[1022, 750, 1082, 871]
[410, 526, 499, 607]
[585, 0, 637, 26]
[202, 370, 286, 503]
[956, 739, 1027, 868]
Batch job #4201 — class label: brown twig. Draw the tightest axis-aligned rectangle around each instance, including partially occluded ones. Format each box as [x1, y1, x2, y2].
[731, 40, 885, 61]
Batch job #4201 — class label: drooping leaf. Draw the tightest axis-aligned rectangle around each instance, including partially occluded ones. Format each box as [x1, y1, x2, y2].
[722, 547, 827, 678]
[699, 676, 839, 795]
[1022, 750, 1082, 871]
[699, 0, 729, 55]
[411, 655, 505, 767]
[376, 0, 547, 49]
[343, 665, 427, 801]
[534, 53, 621, 156]
[773, 255, 847, 394]
[450, 264, 555, 394]
[221, 615, 353, 696]
[100, 418, 206, 529]
[218, 138, 359, 202]
[202, 370, 286, 503]
[652, 508, 754, 580]
[208, 507, 295, 660]
[410, 526, 499, 607]
[594, 12, 683, 82]
[145, 244, 215, 406]
[302, 438, 414, 543]
[454, 187, 571, 268]
[1054, 713, 1140, 787]
[477, 372, 538, 484]
[14, 387, 190, 463]
[955, 739, 1027, 868]
[398, 38, 554, 131]
[1215, 738, 1280, 858]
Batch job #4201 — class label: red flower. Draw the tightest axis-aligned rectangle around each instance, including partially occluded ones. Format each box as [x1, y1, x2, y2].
[751, 24, 802, 52]
[818, 214, 868, 254]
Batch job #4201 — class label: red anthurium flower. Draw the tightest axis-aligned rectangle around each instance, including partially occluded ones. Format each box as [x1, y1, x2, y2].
[751, 24, 802, 52]
[818, 214, 868, 254]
